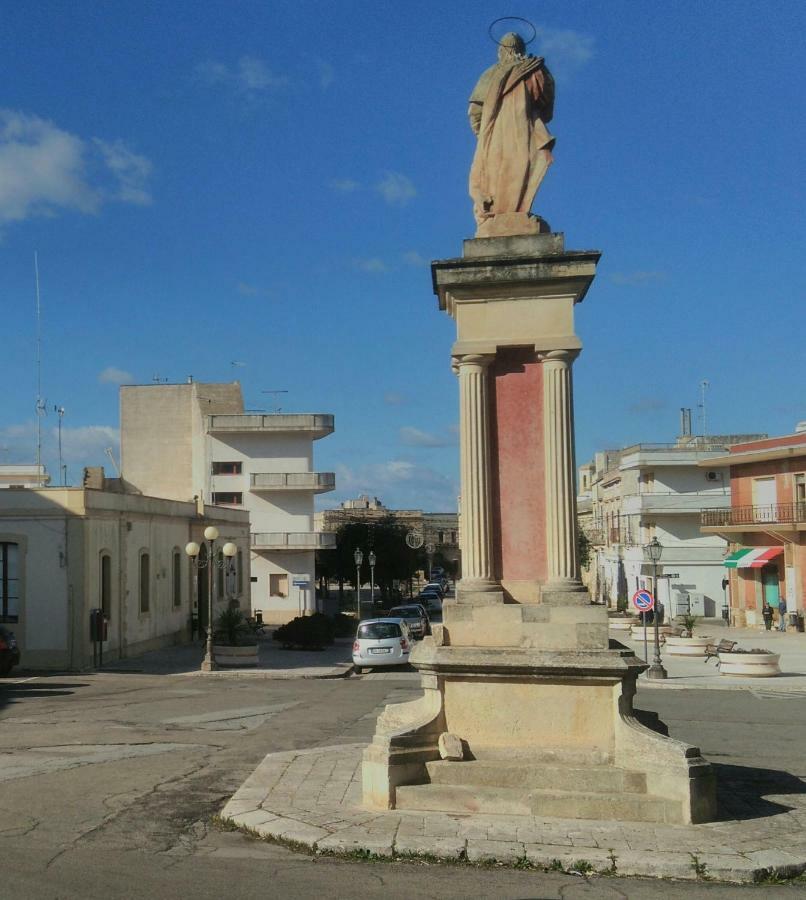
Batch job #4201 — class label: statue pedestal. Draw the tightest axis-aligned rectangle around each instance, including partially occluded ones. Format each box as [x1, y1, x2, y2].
[362, 234, 717, 824]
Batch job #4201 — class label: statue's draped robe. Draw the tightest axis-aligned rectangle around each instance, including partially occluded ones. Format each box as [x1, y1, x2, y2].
[468, 56, 555, 226]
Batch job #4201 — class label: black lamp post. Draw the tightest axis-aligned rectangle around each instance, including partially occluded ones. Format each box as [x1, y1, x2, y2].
[186, 526, 237, 672]
[354, 548, 363, 621]
[644, 536, 667, 680]
[369, 550, 376, 607]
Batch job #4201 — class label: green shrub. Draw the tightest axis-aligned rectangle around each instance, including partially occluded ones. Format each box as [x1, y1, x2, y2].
[274, 613, 335, 649]
[681, 614, 699, 636]
[214, 608, 253, 646]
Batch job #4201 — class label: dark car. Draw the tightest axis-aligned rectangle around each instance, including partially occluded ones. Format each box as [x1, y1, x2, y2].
[0, 626, 20, 677]
[388, 604, 430, 639]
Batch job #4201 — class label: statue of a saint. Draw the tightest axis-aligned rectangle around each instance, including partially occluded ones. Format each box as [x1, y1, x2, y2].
[468, 32, 555, 238]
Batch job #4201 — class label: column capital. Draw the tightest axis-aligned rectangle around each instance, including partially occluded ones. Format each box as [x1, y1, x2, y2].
[537, 348, 580, 366]
[451, 353, 495, 375]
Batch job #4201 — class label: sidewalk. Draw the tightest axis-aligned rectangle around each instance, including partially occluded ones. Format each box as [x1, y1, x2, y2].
[620, 625, 806, 692]
[100, 635, 354, 679]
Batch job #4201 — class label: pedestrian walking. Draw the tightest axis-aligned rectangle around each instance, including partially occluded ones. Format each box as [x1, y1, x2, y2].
[778, 597, 788, 632]
[762, 604, 773, 630]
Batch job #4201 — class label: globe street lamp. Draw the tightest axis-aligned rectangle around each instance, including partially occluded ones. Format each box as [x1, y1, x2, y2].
[354, 548, 363, 621]
[186, 526, 238, 672]
[368, 550, 377, 607]
[644, 536, 667, 680]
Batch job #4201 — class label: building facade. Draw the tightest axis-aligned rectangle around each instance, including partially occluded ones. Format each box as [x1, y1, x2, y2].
[700, 428, 806, 628]
[0, 464, 50, 488]
[120, 381, 335, 624]
[0, 479, 250, 670]
[580, 437, 764, 617]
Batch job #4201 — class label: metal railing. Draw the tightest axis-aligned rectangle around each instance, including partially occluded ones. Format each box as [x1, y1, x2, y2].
[250, 472, 336, 491]
[251, 532, 337, 549]
[701, 502, 806, 527]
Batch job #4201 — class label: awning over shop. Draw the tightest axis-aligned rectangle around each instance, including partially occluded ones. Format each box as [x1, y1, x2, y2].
[724, 547, 784, 569]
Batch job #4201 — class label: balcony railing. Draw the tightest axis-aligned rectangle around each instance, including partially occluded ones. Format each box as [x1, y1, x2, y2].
[251, 532, 337, 550]
[250, 472, 335, 493]
[701, 502, 806, 527]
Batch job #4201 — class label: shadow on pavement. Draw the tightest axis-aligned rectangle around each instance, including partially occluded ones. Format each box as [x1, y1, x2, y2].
[714, 762, 806, 820]
[0, 679, 90, 712]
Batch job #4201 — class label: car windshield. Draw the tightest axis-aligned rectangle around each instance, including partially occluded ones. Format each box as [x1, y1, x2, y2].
[390, 608, 420, 619]
[358, 622, 402, 640]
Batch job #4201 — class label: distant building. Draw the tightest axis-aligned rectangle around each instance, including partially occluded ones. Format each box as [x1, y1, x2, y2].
[120, 381, 336, 624]
[580, 434, 765, 616]
[316, 495, 460, 568]
[700, 426, 806, 628]
[0, 464, 50, 489]
[0, 478, 249, 670]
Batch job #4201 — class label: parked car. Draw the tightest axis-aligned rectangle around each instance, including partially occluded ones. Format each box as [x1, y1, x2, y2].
[418, 591, 442, 614]
[388, 604, 429, 639]
[424, 582, 445, 598]
[0, 626, 20, 677]
[352, 618, 412, 673]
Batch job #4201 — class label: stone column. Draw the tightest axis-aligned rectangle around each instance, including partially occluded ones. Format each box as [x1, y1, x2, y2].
[540, 349, 584, 593]
[454, 354, 498, 592]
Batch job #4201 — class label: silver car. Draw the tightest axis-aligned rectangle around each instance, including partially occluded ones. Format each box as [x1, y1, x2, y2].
[388, 604, 429, 639]
[353, 618, 411, 673]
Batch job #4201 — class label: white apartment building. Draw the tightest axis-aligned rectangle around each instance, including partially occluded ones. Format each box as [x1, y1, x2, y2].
[580, 437, 763, 617]
[120, 381, 336, 624]
[0, 464, 50, 488]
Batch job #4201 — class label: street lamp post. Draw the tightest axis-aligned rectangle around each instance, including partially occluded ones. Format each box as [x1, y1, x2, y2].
[186, 526, 238, 672]
[369, 551, 376, 607]
[354, 548, 363, 621]
[644, 536, 667, 680]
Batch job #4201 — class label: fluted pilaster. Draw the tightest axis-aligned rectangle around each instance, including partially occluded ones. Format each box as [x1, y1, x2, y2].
[540, 349, 582, 589]
[454, 354, 497, 589]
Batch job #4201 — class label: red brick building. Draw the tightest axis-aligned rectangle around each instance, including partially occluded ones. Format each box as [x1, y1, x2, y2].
[700, 429, 806, 628]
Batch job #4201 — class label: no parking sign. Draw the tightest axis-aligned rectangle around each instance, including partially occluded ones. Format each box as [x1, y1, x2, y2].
[632, 589, 655, 613]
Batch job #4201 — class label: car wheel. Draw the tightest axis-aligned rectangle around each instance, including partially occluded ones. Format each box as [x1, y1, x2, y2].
[353, 665, 365, 675]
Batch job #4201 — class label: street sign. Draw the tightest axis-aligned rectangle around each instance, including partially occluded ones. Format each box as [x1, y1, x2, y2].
[632, 589, 654, 612]
[292, 579, 310, 587]
[657, 573, 680, 579]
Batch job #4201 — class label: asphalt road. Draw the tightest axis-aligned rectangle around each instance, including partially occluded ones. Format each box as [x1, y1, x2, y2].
[1, 671, 805, 899]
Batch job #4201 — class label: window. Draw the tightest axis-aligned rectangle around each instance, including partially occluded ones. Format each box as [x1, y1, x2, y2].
[0, 542, 19, 623]
[172, 550, 182, 607]
[211, 492, 243, 506]
[269, 573, 288, 597]
[100, 553, 112, 620]
[139, 552, 150, 613]
[212, 461, 242, 475]
[795, 474, 805, 520]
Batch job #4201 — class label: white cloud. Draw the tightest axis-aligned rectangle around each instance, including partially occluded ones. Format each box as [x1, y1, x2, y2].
[334, 460, 457, 511]
[98, 366, 133, 385]
[402, 250, 428, 267]
[383, 391, 407, 406]
[0, 109, 153, 225]
[196, 56, 288, 97]
[236, 281, 272, 298]
[534, 27, 594, 75]
[0, 420, 119, 475]
[375, 172, 416, 206]
[58, 425, 119, 465]
[610, 270, 666, 287]
[353, 257, 389, 274]
[330, 178, 360, 193]
[399, 426, 456, 448]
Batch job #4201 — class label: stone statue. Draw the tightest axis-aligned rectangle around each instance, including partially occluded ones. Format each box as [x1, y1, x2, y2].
[468, 32, 555, 238]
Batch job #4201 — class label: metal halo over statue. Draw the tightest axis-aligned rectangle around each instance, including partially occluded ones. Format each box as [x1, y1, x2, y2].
[488, 16, 537, 47]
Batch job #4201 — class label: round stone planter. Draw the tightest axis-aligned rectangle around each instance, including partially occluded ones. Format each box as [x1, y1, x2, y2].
[718, 651, 781, 677]
[213, 644, 260, 667]
[664, 636, 711, 657]
[630, 624, 674, 642]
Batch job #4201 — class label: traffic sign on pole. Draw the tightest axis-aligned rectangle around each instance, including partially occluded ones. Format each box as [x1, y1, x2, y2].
[632, 589, 654, 612]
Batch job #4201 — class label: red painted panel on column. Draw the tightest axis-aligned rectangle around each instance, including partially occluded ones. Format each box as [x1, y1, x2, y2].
[490, 349, 547, 583]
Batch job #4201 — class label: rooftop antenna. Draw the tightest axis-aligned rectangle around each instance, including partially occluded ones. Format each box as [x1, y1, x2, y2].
[261, 389, 288, 413]
[34, 252, 47, 475]
[54, 405, 65, 485]
[104, 447, 121, 478]
[698, 379, 710, 437]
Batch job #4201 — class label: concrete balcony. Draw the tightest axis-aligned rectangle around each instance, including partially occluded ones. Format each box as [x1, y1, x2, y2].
[702, 502, 806, 531]
[207, 414, 334, 439]
[250, 472, 335, 494]
[251, 532, 337, 551]
[622, 492, 730, 516]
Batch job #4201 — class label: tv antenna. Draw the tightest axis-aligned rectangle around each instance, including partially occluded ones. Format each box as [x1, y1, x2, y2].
[261, 390, 288, 413]
[698, 379, 710, 437]
[34, 252, 47, 475]
[104, 447, 122, 478]
[54, 405, 65, 485]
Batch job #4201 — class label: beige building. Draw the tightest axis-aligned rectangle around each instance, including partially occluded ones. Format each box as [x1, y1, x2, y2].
[120, 380, 335, 624]
[0, 464, 50, 488]
[0, 476, 250, 670]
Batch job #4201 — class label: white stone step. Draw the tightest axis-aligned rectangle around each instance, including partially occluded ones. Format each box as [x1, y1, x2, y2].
[425, 760, 647, 794]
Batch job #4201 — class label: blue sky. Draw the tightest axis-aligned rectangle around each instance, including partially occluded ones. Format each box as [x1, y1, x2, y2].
[1, 1, 804, 511]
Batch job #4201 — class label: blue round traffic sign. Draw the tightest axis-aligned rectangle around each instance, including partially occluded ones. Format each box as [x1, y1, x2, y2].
[632, 589, 655, 612]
